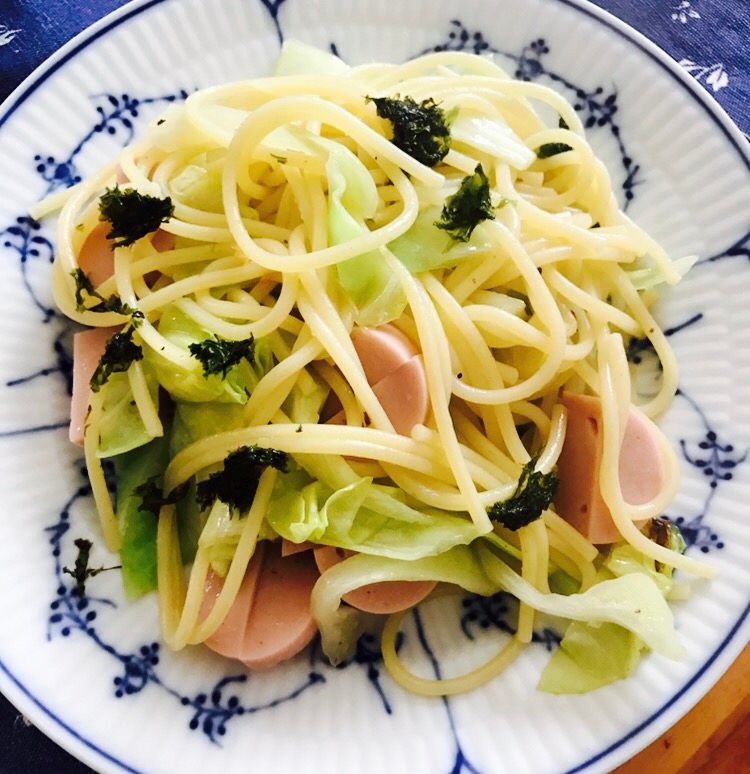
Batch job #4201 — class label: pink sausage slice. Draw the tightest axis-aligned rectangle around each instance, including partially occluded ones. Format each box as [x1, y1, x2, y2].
[78, 223, 115, 288]
[240, 545, 320, 670]
[351, 324, 418, 385]
[201, 544, 265, 659]
[78, 224, 174, 290]
[150, 229, 176, 254]
[554, 393, 664, 544]
[371, 355, 429, 436]
[328, 325, 429, 435]
[70, 326, 118, 445]
[201, 542, 320, 670]
[313, 545, 436, 615]
[280, 538, 315, 557]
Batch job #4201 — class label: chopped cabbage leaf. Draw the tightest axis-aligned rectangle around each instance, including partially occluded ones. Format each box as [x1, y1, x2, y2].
[266, 467, 479, 560]
[169, 164, 224, 212]
[273, 39, 350, 77]
[114, 435, 170, 598]
[327, 147, 407, 325]
[388, 205, 492, 273]
[625, 254, 697, 291]
[450, 114, 537, 170]
[537, 621, 645, 694]
[478, 545, 685, 660]
[97, 368, 159, 458]
[144, 305, 268, 403]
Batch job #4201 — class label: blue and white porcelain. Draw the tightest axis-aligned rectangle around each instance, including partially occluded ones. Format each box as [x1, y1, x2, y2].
[0, 1, 748, 772]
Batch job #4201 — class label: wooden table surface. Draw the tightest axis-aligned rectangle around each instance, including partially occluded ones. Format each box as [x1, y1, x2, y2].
[613, 645, 750, 774]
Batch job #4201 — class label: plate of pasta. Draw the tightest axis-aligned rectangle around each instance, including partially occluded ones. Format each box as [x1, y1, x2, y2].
[0, 0, 748, 773]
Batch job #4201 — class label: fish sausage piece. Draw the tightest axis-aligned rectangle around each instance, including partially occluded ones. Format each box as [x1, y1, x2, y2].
[201, 541, 320, 670]
[554, 393, 663, 544]
[78, 224, 175, 289]
[371, 355, 429, 436]
[150, 229, 176, 254]
[314, 545, 436, 615]
[280, 538, 315, 557]
[78, 223, 115, 288]
[240, 544, 320, 670]
[201, 543, 265, 659]
[327, 325, 430, 435]
[351, 323, 419, 385]
[70, 326, 119, 445]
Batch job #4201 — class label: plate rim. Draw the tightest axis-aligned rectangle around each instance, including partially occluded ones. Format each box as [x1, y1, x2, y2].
[0, 1, 748, 773]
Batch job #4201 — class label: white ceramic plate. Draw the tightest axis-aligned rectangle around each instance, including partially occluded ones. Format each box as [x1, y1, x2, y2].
[0, 1, 748, 772]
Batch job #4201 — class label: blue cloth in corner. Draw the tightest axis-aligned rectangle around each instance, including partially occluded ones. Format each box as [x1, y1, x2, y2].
[594, 0, 749, 138]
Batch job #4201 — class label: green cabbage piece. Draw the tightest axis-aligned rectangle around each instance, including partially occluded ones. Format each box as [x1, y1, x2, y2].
[478, 545, 684, 661]
[387, 205, 492, 273]
[327, 147, 407, 325]
[164, 340, 273, 564]
[97, 368, 159, 458]
[143, 305, 269, 403]
[312, 540, 684, 668]
[169, 402, 249, 565]
[537, 543, 689, 694]
[273, 39, 350, 77]
[281, 368, 329, 425]
[113, 435, 171, 598]
[605, 544, 681, 598]
[625, 254, 697, 292]
[169, 164, 224, 212]
[266, 464, 479, 560]
[450, 114, 537, 170]
[537, 621, 646, 694]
